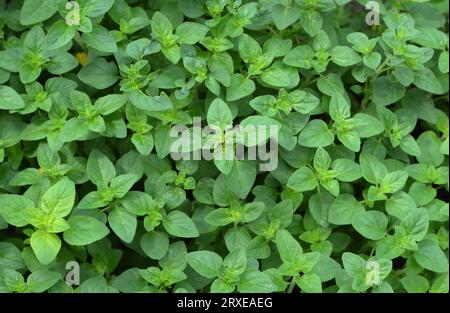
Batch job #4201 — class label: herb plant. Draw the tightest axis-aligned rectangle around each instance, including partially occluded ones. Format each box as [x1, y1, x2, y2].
[0, 0, 448, 293]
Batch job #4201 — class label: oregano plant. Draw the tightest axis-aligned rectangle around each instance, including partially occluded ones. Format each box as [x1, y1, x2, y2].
[0, 0, 448, 294]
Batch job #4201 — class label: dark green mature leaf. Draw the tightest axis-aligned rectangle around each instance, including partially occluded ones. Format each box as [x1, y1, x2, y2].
[78, 59, 118, 89]
[0, 86, 25, 110]
[64, 216, 110, 246]
[163, 211, 199, 238]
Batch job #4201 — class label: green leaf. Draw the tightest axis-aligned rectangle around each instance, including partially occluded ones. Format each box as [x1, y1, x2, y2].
[45, 20, 76, 50]
[298, 252, 321, 273]
[372, 76, 406, 106]
[272, 4, 300, 30]
[298, 120, 335, 148]
[161, 44, 181, 64]
[238, 33, 262, 62]
[223, 161, 256, 199]
[400, 135, 421, 157]
[329, 194, 365, 225]
[0, 195, 34, 227]
[223, 247, 247, 275]
[400, 274, 429, 293]
[108, 206, 137, 243]
[211, 279, 235, 293]
[0, 242, 24, 270]
[140, 231, 169, 260]
[400, 208, 429, 242]
[95, 94, 128, 115]
[77, 275, 108, 293]
[82, 25, 118, 53]
[352, 211, 388, 240]
[63, 215, 110, 246]
[283, 46, 314, 69]
[309, 192, 333, 227]
[19, 63, 42, 84]
[317, 74, 345, 96]
[363, 52, 381, 70]
[242, 202, 265, 223]
[239, 115, 281, 146]
[77, 58, 118, 90]
[295, 273, 322, 293]
[40, 178, 75, 218]
[30, 230, 61, 265]
[300, 10, 323, 37]
[261, 62, 297, 88]
[338, 130, 361, 152]
[226, 74, 255, 102]
[27, 270, 61, 293]
[163, 211, 199, 238]
[276, 229, 302, 264]
[290, 90, 320, 114]
[331, 46, 361, 67]
[3, 269, 25, 292]
[332, 159, 362, 182]
[0, 86, 25, 110]
[130, 91, 173, 112]
[83, 0, 115, 17]
[438, 51, 449, 74]
[414, 240, 449, 273]
[263, 38, 292, 58]
[393, 67, 415, 87]
[430, 274, 449, 293]
[386, 192, 417, 219]
[126, 38, 158, 60]
[205, 208, 233, 226]
[409, 182, 436, 207]
[110, 174, 139, 198]
[417, 131, 444, 167]
[151, 12, 174, 41]
[342, 252, 365, 277]
[353, 113, 384, 138]
[20, 0, 57, 25]
[359, 153, 387, 184]
[329, 95, 350, 121]
[176, 22, 209, 45]
[207, 98, 233, 127]
[87, 150, 116, 187]
[47, 52, 79, 75]
[186, 251, 222, 278]
[287, 167, 318, 192]
[412, 27, 448, 49]
[380, 171, 409, 194]
[77, 191, 109, 210]
[132, 133, 154, 155]
[237, 270, 273, 293]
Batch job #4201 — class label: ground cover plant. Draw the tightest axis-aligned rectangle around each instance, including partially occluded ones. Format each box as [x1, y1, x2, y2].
[0, 0, 448, 293]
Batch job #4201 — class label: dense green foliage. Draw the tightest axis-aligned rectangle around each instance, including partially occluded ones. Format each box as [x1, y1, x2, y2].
[0, 0, 448, 293]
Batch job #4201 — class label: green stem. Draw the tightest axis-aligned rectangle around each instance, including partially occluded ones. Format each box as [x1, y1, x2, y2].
[373, 56, 392, 81]
[287, 276, 297, 293]
[267, 26, 277, 34]
[433, 95, 449, 102]
[74, 31, 85, 50]
[301, 76, 318, 89]
[369, 245, 376, 257]
[361, 56, 392, 109]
